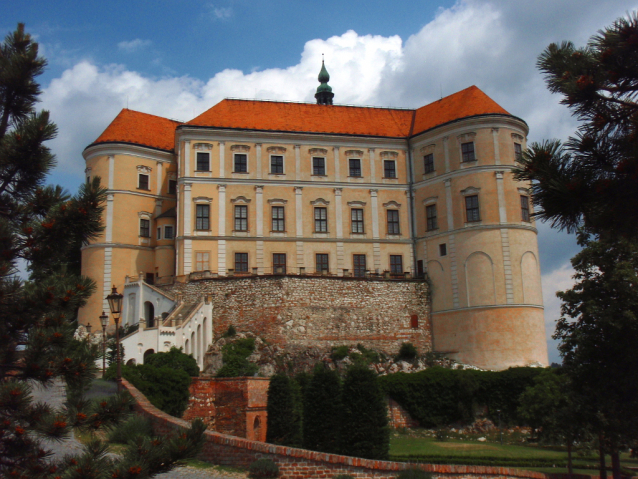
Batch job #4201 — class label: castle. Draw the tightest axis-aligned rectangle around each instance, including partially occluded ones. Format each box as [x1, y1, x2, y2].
[78, 62, 548, 371]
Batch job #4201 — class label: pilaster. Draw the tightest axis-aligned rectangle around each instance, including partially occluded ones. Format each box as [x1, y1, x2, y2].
[219, 142, 225, 177]
[333, 146, 340, 182]
[492, 128, 501, 165]
[256, 143, 262, 179]
[295, 145, 301, 180]
[184, 141, 190, 177]
[443, 136, 450, 173]
[295, 187, 303, 238]
[369, 149, 376, 182]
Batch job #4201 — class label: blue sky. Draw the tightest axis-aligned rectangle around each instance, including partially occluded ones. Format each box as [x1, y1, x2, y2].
[7, 0, 637, 365]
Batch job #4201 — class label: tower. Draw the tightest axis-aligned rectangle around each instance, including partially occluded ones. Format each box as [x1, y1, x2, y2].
[314, 59, 334, 105]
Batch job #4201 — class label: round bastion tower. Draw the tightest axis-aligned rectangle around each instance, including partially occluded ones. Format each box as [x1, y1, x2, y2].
[411, 104, 548, 370]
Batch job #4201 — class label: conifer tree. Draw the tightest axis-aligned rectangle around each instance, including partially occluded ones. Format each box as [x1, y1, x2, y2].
[302, 364, 341, 453]
[0, 24, 204, 478]
[266, 373, 301, 446]
[515, 13, 638, 238]
[339, 365, 389, 460]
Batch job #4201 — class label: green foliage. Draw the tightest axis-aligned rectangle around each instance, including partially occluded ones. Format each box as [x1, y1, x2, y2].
[145, 346, 199, 377]
[107, 363, 192, 417]
[514, 13, 638, 237]
[339, 365, 389, 460]
[303, 364, 342, 453]
[106, 337, 124, 367]
[379, 367, 542, 427]
[331, 345, 349, 361]
[108, 414, 154, 444]
[266, 374, 302, 447]
[248, 458, 279, 479]
[396, 468, 433, 479]
[334, 475, 354, 479]
[223, 324, 237, 338]
[216, 337, 259, 377]
[397, 342, 417, 361]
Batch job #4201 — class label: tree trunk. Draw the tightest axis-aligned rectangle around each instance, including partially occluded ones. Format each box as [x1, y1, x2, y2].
[611, 449, 621, 479]
[599, 432, 607, 479]
[567, 440, 573, 478]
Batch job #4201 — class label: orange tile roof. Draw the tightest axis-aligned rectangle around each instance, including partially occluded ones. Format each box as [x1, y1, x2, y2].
[87, 86, 512, 151]
[187, 100, 415, 137]
[412, 85, 510, 136]
[88, 109, 180, 152]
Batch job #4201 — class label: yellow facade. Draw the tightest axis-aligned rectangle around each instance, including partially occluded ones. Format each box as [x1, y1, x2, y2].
[79, 91, 548, 370]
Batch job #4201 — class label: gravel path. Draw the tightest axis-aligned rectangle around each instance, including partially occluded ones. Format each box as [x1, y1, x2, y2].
[30, 379, 247, 479]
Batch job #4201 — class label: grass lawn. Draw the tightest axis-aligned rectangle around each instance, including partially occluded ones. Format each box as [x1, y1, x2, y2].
[390, 430, 638, 475]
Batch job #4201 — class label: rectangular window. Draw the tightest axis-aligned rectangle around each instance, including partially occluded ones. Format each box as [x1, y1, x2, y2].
[140, 219, 150, 237]
[349, 158, 361, 177]
[157, 227, 161, 240]
[195, 252, 209, 272]
[390, 255, 403, 274]
[168, 179, 177, 195]
[426, 204, 438, 231]
[271, 206, 285, 232]
[316, 254, 329, 273]
[196, 204, 210, 230]
[164, 225, 174, 239]
[271, 155, 284, 174]
[353, 254, 367, 278]
[234, 205, 248, 231]
[521, 195, 530, 222]
[351, 208, 364, 233]
[314, 207, 327, 232]
[234, 153, 248, 173]
[384, 160, 396, 178]
[465, 195, 480, 222]
[196, 152, 210, 171]
[235, 253, 248, 272]
[424, 153, 434, 174]
[514, 143, 523, 161]
[387, 210, 400, 235]
[138, 174, 149, 190]
[312, 157, 326, 176]
[461, 142, 476, 162]
[439, 243, 447, 256]
[273, 253, 286, 274]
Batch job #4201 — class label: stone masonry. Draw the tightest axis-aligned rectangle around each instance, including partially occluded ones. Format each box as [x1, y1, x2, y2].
[166, 276, 431, 356]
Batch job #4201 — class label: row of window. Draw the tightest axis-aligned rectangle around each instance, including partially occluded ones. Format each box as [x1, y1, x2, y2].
[195, 152, 398, 179]
[424, 194, 530, 232]
[194, 204, 401, 234]
[422, 142, 523, 174]
[194, 252, 405, 276]
[138, 173, 177, 194]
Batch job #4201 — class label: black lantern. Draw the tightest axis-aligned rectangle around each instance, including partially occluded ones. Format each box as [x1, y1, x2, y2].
[99, 311, 109, 375]
[106, 285, 123, 317]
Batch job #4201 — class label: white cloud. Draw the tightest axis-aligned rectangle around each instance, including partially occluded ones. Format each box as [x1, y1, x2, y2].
[117, 39, 152, 53]
[541, 261, 576, 364]
[208, 5, 232, 20]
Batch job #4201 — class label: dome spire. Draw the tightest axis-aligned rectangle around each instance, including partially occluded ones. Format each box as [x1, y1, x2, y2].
[315, 55, 334, 105]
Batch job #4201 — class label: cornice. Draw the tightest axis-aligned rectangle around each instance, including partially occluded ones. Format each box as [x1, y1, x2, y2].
[106, 189, 178, 201]
[175, 235, 412, 245]
[175, 127, 408, 150]
[177, 177, 410, 190]
[412, 164, 519, 188]
[432, 303, 544, 315]
[414, 222, 538, 241]
[83, 143, 175, 163]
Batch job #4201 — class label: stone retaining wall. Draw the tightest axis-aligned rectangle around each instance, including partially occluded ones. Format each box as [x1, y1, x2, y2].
[123, 379, 549, 479]
[165, 276, 431, 356]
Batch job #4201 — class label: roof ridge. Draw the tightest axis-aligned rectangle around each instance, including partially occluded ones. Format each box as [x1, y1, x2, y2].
[220, 97, 415, 112]
[120, 108, 183, 125]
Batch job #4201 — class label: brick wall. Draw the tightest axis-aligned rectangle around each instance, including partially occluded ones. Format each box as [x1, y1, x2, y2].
[183, 377, 269, 442]
[124, 379, 550, 479]
[387, 398, 420, 429]
[166, 276, 431, 356]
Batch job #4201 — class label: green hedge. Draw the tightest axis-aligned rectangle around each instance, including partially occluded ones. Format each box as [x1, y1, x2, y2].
[389, 455, 589, 468]
[378, 367, 543, 427]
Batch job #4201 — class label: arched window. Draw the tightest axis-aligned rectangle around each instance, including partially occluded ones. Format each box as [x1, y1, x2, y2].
[144, 301, 155, 328]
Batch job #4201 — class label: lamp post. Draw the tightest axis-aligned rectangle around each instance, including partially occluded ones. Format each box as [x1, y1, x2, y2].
[99, 311, 109, 376]
[85, 322, 92, 335]
[106, 285, 123, 392]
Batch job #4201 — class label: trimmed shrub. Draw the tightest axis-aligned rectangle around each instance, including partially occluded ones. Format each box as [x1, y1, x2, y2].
[397, 342, 417, 361]
[106, 363, 191, 417]
[396, 469, 433, 479]
[334, 475, 355, 479]
[266, 374, 302, 446]
[144, 346, 199, 377]
[223, 324, 237, 338]
[216, 337, 259, 377]
[249, 458, 279, 479]
[303, 364, 342, 453]
[339, 364, 389, 460]
[108, 415, 154, 444]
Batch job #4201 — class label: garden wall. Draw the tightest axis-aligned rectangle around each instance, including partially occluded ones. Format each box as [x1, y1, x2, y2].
[123, 379, 551, 479]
